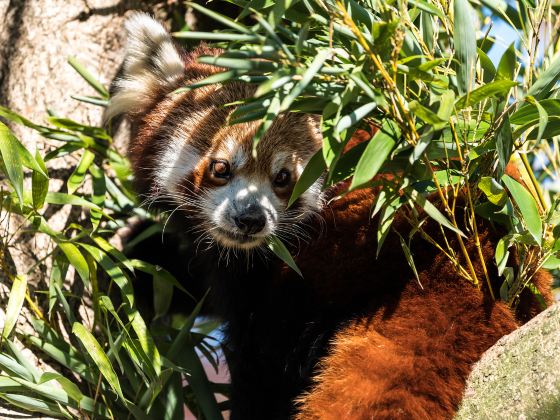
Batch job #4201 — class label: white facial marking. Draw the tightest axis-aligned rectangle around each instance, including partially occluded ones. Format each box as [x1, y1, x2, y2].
[156, 138, 201, 194]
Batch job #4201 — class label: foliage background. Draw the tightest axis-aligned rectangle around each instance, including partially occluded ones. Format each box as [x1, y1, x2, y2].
[0, 0, 559, 419]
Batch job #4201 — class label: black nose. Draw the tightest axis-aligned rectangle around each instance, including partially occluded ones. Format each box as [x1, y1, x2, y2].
[234, 209, 266, 235]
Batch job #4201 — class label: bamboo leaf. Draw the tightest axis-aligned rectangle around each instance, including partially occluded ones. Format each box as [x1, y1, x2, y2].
[455, 80, 517, 110]
[72, 323, 124, 400]
[454, 0, 477, 94]
[350, 120, 399, 191]
[57, 242, 90, 287]
[2, 274, 27, 339]
[502, 175, 543, 244]
[526, 53, 560, 100]
[31, 150, 49, 210]
[68, 57, 109, 98]
[478, 177, 507, 206]
[288, 149, 326, 208]
[408, 189, 466, 237]
[266, 235, 302, 277]
[67, 149, 95, 194]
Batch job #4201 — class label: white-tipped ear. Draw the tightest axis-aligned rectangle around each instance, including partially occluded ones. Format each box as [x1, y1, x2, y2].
[105, 13, 184, 122]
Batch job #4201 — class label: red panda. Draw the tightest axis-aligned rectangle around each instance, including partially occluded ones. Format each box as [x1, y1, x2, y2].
[108, 14, 553, 420]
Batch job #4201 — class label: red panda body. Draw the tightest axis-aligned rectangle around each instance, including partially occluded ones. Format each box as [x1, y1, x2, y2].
[109, 14, 552, 419]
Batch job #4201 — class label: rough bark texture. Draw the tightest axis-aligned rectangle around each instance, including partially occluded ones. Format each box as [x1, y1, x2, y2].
[456, 303, 560, 419]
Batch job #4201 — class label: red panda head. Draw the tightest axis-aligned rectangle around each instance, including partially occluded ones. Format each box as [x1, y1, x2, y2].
[107, 14, 324, 250]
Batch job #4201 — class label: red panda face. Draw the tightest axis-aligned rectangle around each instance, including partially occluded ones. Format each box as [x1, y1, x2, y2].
[107, 14, 324, 250]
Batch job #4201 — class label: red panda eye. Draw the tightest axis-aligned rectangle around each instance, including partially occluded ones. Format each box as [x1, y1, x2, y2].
[273, 169, 291, 188]
[211, 160, 231, 179]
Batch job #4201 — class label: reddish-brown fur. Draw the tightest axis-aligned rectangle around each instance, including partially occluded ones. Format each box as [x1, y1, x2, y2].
[281, 187, 552, 419]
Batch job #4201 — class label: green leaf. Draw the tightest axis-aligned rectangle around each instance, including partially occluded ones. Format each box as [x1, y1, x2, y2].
[129, 259, 190, 296]
[2, 274, 27, 339]
[543, 253, 560, 269]
[437, 90, 456, 121]
[376, 195, 402, 256]
[495, 236, 511, 276]
[510, 98, 560, 125]
[279, 49, 331, 112]
[266, 235, 302, 277]
[57, 242, 90, 286]
[454, 0, 477, 94]
[502, 175, 543, 244]
[185, 1, 252, 34]
[496, 42, 516, 81]
[0, 353, 35, 382]
[336, 102, 377, 133]
[409, 101, 446, 127]
[72, 323, 124, 399]
[31, 150, 49, 210]
[197, 56, 277, 72]
[288, 149, 326, 207]
[67, 149, 95, 194]
[68, 57, 109, 98]
[495, 115, 513, 175]
[455, 80, 517, 110]
[407, 189, 465, 237]
[526, 53, 560, 100]
[172, 31, 259, 41]
[45, 192, 103, 211]
[350, 120, 400, 191]
[477, 48, 496, 82]
[0, 122, 25, 205]
[478, 177, 507, 206]
[39, 373, 83, 403]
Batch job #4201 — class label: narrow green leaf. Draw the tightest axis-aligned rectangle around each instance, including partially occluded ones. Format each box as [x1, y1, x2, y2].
[502, 175, 543, 244]
[266, 235, 302, 277]
[197, 56, 277, 72]
[280, 49, 331, 112]
[67, 149, 95, 194]
[336, 102, 377, 133]
[72, 322, 124, 399]
[495, 115, 513, 175]
[39, 373, 83, 403]
[0, 122, 25, 205]
[408, 189, 466, 237]
[45, 192, 102, 211]
[57, 242, 90, 286]
[496, 42, 516, 81]
[350, 120, 399, 191]
[454, 0, 477, 94]
[409, 101, 446, 127]
[68, 57, 109, 98]
[2, 274, 27, 339]
[186, 1, 252, 33]
[510, 98, 560, 125]
[455, 80, 517, 110]
[495, 236, 510, 276]
[526, 53, 560, 100]
[437, 90, 456, 121]
[288, 149, 326, 207]
[172, 31, 258, 41]
[31, 150, 49, 210]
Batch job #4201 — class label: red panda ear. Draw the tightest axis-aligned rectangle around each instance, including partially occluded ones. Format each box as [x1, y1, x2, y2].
[104, 13, 184, 122]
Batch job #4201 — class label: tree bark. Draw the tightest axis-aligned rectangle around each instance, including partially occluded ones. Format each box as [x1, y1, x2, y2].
[456, 303, 560, 419]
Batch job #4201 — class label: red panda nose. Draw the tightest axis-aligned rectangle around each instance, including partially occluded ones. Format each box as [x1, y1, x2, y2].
[234, 211, 266, 235]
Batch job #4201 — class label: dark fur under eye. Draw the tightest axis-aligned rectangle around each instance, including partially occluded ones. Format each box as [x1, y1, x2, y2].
[210, 160, 231, 179]
[273, 169, 291, 188]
